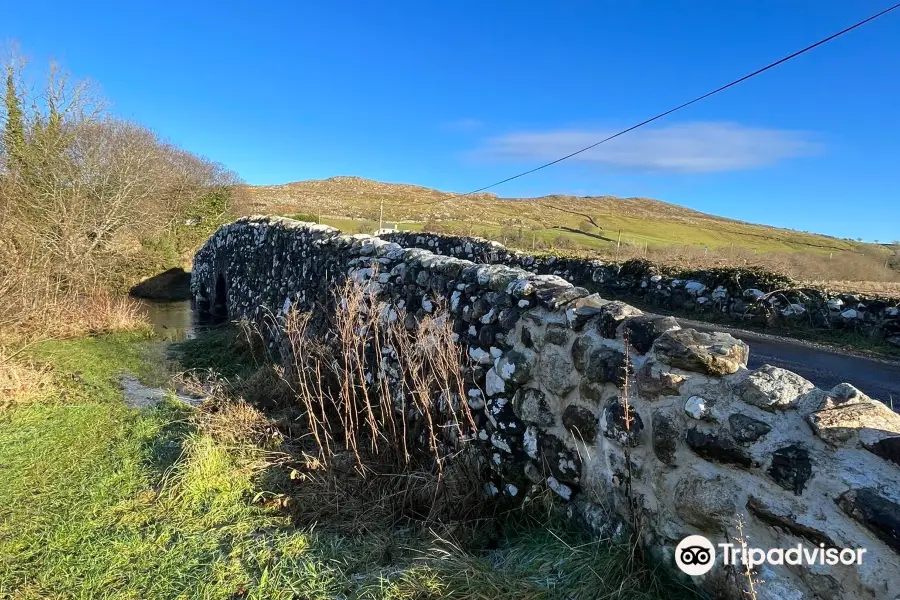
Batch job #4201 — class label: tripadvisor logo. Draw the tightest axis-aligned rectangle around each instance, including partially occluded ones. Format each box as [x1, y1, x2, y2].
[675, 535, 867, 577]
[676, 535, 716, 576]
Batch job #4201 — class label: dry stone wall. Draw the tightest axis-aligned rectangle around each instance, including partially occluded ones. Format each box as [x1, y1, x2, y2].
[193, 217, 900, 600]
[380, 231, 900, 347]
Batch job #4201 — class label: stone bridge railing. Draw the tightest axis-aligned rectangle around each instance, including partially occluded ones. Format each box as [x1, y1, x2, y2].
[379, 231, 900, 349]
[193, 217, 900, 600]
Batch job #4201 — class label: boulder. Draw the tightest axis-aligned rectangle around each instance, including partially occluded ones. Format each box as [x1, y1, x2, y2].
[597, 301, 643, 339]
[735, 365, 814, 412]
[635, 361, 686, 398]
[494, 350, 532, 385]
[536, 343, 577, 396]
[539, 433, 582, 484]
[567, 294, 609, 330]
[685, 428, 753, 467]
[674, 472, 742, 531]
[652, 407, 680, 466]
[836, 488, 900, 553]
[583, 346, 628, 386]
[624, 315, 681, 354]
[768, 445, 813, 495]
[513, 388, 555, 427]
[652, 329, 748, 376]
[807, 398, 900, 446]
[562, 404, 598, 442]
[601, 396, 644, 447]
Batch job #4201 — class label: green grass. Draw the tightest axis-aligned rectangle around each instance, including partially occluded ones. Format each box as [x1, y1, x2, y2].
[1, 332, 700, 599]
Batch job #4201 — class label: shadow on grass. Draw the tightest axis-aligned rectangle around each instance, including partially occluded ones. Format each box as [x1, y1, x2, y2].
[171, 325, 267, 379]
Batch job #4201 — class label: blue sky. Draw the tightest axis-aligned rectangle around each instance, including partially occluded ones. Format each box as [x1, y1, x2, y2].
[3, 0, 898, 241]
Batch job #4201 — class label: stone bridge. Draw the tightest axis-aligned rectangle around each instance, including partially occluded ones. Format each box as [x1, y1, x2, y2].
[192, 216, 900, 600]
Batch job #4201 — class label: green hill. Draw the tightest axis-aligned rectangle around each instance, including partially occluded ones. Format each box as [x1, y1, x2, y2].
[242, 176, 899, 289]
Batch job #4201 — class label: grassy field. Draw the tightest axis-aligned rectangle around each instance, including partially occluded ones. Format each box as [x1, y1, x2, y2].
[0, 330, 700, 600]
[243, 176, 900, 288]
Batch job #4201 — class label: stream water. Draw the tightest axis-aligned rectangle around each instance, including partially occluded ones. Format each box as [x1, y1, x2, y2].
[130, 298, 210, 341]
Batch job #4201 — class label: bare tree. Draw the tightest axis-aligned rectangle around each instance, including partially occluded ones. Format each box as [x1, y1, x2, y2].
[1, 47, 240, 317]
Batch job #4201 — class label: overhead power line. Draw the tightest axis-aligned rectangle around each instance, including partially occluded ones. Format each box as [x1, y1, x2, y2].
[395, 2, 899, 208]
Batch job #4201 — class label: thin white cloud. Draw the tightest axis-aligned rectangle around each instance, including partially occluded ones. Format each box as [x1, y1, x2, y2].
[440, 118, 484, 132]
[469, 122, 821, 173]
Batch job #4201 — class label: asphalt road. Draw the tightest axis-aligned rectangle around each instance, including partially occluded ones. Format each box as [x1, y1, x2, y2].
[676, 318, 900, 410]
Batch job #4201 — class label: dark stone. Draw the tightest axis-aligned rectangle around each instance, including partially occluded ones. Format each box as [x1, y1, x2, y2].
[478, 323, 498, 348]
[836, 488, 900, 553]
[652, 408, 680, 466]
[584, 346, 628, 385]
[472, 298, 490, 320]
[571, 337, 592, 372]
[768, 445, 812, 495]
[746, 497, 837, 548]
[495, 350, 532, 385]
[539, 433, 582, 484]
[498, 307, 520, 330]
[568, 294, 608, 330]
[545, 324, 569, 346]
[652, 329, 749, 376]
[534, 281, 579, 308]
[597, 301, 643, 339]
[685, 428, 753, 468]
[863, 436, 900, 467]
[601, 396, 644, 447]
[521, 327, 534, 349]
[544, 286, 590, 310]
[562, 405, 598, 442]
[429, 274, 447, 293]
[624, 315, 680, 354]
[728, 413, 772, 443]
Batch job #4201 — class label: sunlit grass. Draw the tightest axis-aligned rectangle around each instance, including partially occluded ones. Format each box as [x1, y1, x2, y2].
[0, 333, 700, 599]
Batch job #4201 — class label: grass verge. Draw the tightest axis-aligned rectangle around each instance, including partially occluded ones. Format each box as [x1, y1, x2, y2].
[0, 330, 701, 600]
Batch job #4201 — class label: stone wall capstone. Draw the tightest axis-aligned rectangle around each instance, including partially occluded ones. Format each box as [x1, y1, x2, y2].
[193, 217, 900, 600]
[378, 231, 900, 347]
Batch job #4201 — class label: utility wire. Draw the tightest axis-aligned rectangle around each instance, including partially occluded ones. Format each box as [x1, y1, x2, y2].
[392, 2, 899, 208]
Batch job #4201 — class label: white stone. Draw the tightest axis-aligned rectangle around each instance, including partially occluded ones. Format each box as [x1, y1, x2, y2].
[523, 426, 539, 459]
[744, 288, 766, 300]
[841, 309, 860, 320]
[468, 347, 492, 365]
[547, 477, 572, 500]
[781, 303, 806, 317]
[450, 291, 462, 311]
[485, 368, 506, 396]
[684, 395, 709, 419]
[684, 281, 706, 295]
[490, 432, 511, 453]
[506, 484, 519, 497]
